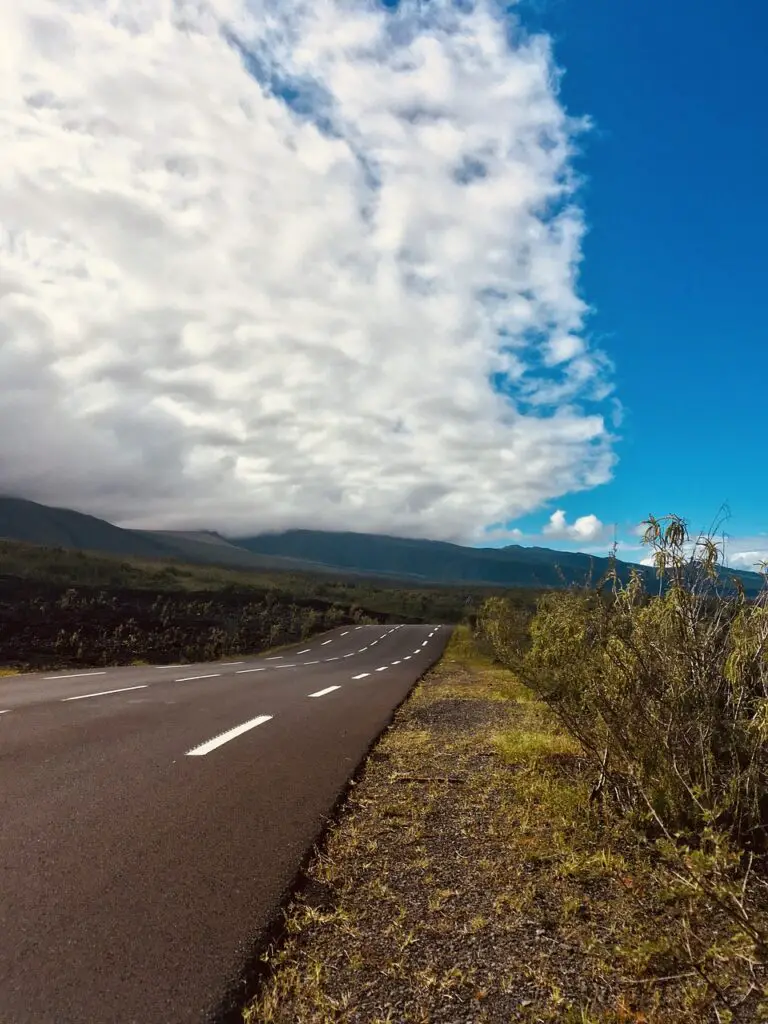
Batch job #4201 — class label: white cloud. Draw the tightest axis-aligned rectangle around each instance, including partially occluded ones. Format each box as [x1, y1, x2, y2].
[726, 550, 768, 572]
[543, 509, 607, 543]
[0, 0, 615, 540]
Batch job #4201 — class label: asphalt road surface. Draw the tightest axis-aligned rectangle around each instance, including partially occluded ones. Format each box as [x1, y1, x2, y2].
[0, 623, 449, 1024]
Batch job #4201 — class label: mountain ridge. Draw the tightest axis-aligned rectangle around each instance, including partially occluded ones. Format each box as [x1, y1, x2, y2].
[1, 496, 761, 596]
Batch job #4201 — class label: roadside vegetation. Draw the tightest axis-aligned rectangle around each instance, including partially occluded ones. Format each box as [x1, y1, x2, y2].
[244, 515, 768, 1023]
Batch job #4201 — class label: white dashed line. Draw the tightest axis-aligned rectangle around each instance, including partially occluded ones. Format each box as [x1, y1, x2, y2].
[320, 639, 333, 646]
[308, 685, 341, 698]
[236, 667, 266, 674]
[303, 660, 320, 665]
[175, 673, 220, 682]
[297, 649, 311, 655]
[352, 672, 370, 680]
[343, 653, 355, 658]
[358, 647, 368, 652]
[44, 671, 106, 680]
[404, 655, 412, 660]
[186, 715, 273, 756]
[156, 664, 185, 669]
[325, 657, 340, 662]
[422, 641, 428, 647]
[218, 661, 244, 666]
[370, 640, 379, 645]
[265, 656, 283, 661]
[391, 660, 401, 665]
[376, 666, 388, 672]
[340, 631, 350, 636]
[275, 664, 296, 670]
[0, 709, 11, 714]
[63, 685, 147, 702]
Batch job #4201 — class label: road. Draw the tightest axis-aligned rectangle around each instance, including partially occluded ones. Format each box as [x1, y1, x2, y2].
[0, 622, 449, 1024]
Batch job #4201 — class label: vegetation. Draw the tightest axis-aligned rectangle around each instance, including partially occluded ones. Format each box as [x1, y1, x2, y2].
[0, 537, 541, 670]
[479, 514, 768, 1016]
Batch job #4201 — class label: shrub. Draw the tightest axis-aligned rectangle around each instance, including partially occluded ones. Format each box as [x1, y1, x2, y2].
[479, 515, 768, 853]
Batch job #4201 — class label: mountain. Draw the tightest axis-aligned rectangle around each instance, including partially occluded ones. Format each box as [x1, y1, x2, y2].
[0, 496, 763, 596]
[0, 498, 314, 574]
[233, 528, 766, 595]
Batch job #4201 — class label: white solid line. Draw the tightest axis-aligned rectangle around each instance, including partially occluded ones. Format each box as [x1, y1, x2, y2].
[44, 671, 107, 680]
[218, 661, 244, 666]
[297, 649, 311, 655]
[321, 639, 333, 646]
[308, 685, 341, 698]
[186, 715, 273, 756]
[376, 666, 388, 672]
[352, 672, 370, 680]
[236, 667, 266, 674]
[175, 673, 220, 682]
[63, 685, 147, 702]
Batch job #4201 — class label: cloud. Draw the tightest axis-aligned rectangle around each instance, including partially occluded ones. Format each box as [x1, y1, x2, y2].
[0, 0, 615, 540]
[725, 550, 768, 572]
[543, 509, 608, 543]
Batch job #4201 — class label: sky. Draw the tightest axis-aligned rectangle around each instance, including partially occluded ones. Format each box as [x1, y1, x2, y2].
[0, 0, 765, 570]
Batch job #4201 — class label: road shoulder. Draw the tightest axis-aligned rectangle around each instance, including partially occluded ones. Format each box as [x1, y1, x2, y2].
[244, 626, 755, 1024]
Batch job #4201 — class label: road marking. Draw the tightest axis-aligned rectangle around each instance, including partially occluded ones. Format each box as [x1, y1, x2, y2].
[297, 649, 311, 654]
[422, 641, 428, 647]
[341, 631, 350, 636]
[391, 660, 401, 665]
[303, 660, 320, 665]
[370, 640, 379, 645]
[156, 664, 185, 669]
[275, 664, 296, 669]
[186, 715, 273, 757]
[358, 646, 368, 652]
[325, 656, 340, 661]
[309, 685, 341, 698]
[0, 709, 10, 714]
[355, 626, 363, 630]
[343, 653, 355, 658]
[352, 672, 370, 680]
[236, 667, 266, 674]
[63, 685, 147, 702]
[175, 673, 220, 682]
[218, 661, 244, 666]
[321, 639, 333, 646]
[44, 671, 107, 680]
[265, 656, 283, 661]
[376, 666, 388, 672]
[404, 655, 412, 660]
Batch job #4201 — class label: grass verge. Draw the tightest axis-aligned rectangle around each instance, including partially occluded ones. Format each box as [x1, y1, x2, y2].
[243, 627, 767, 1023]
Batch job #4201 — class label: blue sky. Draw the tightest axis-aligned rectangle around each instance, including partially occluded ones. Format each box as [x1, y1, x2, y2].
[507, 0, 768, 563]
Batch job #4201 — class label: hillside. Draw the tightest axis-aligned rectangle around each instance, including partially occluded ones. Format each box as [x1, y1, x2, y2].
[1, 496, 763, 597]
[233, 527, 766, 595]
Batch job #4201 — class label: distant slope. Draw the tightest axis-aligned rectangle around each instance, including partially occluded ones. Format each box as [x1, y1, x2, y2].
[0, 496, 175, 561]
[1, 497, 762, 596]
[234, 528, 766, 596]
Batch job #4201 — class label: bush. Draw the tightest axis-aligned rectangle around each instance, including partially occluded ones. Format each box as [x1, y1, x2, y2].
[479, 515, 768, 853]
